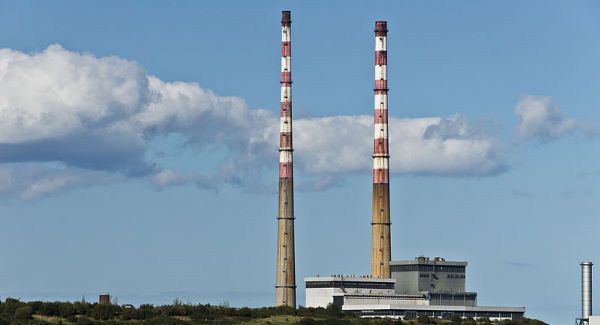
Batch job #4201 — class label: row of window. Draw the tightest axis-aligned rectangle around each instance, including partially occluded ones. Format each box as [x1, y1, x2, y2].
[430, 293, 477, 299]
[345, 295, 425, 301]
[391, 265, 466, 273]
[305, 281, 394, 289]
[414, 272, 466, 279]
[357, 310, 522, 320]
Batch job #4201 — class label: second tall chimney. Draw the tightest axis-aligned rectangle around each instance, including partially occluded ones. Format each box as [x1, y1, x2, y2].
[371, 20, 392, 279]
[275, 10, 296, 307]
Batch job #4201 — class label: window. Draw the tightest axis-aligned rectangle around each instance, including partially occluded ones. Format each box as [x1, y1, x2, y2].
[434, 265, 465, 273]
[391, 265, 418, 272]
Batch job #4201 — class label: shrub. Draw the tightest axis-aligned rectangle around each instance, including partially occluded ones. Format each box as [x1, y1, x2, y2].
[77, 316, 94, 325]
[298, 318, 318, 325]
[416, 315, 435, 324]
[461, 317, 477, 325]
[41, 302, 61, 316]
[14, 306, 32, 320]
[73, 301, 93, 316]
[325, 303, 342, 317]
[120, 307, 136, 321]
[138, 304, 158, 320]
[2, 298, 24, 316]
[59, 303, 75, 318]
[91, 304, 117, 321]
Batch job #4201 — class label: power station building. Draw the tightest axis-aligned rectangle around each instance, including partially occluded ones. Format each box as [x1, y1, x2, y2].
[272, 12, 527, 320]
[391, 257, 474, 303]
[305, 256, 525, 320]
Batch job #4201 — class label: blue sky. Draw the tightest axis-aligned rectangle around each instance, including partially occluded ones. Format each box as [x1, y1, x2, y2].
[0, 1, 599, 324]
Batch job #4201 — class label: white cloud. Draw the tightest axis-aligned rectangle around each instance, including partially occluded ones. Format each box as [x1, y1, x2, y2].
[0, 164, 121, 199]
[515, 96, 578, 142]
[0, 45, 507, 198]
[0, 45, 148, 143]
[294, 115, 506, 176]
[149, 169, 215, 191]
[392, 116, 505, 175]
[295, 116, 371, 174]
[294, 115, 505, 176]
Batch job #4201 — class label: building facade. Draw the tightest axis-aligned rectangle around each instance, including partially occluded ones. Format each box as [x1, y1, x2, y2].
[391, 256, 476, 306]
[305, 257, 525, 321]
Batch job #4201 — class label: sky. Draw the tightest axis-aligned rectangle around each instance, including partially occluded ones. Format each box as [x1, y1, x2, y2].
[0, 1, 599, 323]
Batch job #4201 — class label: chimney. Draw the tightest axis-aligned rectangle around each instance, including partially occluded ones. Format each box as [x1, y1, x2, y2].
[275, 10, 296, 308]
[582, 262, 593, 323]
[371, 20, 391, 279]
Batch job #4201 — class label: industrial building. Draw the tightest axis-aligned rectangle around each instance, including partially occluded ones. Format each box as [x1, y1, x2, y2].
[391, 257, 475, 305]
[270, 12, 527, 320]
[276, 12, 525, 320]
[588, 317, 600, 325]
[305, 257, 525, 320]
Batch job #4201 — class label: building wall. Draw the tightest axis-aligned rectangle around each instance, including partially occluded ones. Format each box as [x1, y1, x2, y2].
[589, 316, 600, 325]
[391, 263, 466, 294]
[306, 281, 396, 308]
[306, 288, 430, 308]
[342, 304, 525, 321]
[392, 271, 419, 294]
[344, 295, 429, 306]
[429, 293, 477, 307]
[305, 288, 338, 308]
[305, 277, 397, 308]
[427, 272, 466, 292]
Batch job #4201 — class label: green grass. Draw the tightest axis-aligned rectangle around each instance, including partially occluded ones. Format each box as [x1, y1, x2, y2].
[241, 315, 304, 324]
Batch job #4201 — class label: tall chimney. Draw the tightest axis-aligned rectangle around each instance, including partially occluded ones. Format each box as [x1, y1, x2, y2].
[275, 10, 296, 307]
[582, 262, 593, 323]
[371, 20, 392, 279]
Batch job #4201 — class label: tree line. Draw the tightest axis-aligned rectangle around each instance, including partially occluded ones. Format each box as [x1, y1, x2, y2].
[0, 298, 546, 325]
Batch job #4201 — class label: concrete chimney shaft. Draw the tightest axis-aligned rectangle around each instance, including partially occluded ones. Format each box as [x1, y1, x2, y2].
[371, 20, 392, 279]
[582, 262, 593, 322]
[275, 10, 296, 308]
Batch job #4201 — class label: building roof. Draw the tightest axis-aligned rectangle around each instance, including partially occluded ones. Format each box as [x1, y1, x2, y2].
[342, 293, 427, 299]
[391, 257, 467, 267]
[305, 276, 396, 283]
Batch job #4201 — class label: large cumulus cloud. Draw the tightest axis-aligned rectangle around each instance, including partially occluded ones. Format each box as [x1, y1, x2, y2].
[0, 45, 507, 198]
